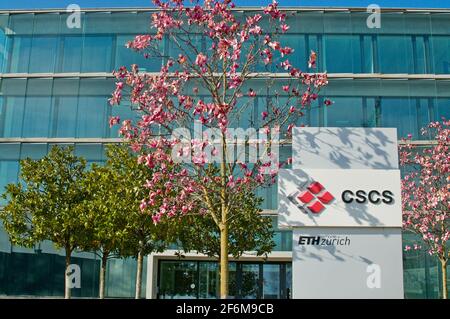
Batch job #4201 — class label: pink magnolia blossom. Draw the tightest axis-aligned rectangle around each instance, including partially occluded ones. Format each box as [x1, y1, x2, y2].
[324, 99, 333, 106]
[195, 53, 208, 67]
[400, 120, 449, 297]
[109, 0, 330, 234]
[280, 24, 289, 33]
[109, 116, 120, 127]
[308, 50, 317, 68]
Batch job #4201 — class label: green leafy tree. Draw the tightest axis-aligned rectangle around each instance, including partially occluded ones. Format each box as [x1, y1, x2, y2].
[171, 190, 274, 261]
[81, 163, 130, 299]
[100, 144, 169, 299]
[0, 146, 88, 299]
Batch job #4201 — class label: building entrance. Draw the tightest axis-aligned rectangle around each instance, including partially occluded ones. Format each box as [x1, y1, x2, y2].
[157, 260, 291, 299]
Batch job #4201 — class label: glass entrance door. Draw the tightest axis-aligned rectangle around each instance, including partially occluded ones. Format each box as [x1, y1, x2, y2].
[158, 260, 291, 299]
[158, 261, 198, 299]
[240, 264, 261, 299]
[263, 264, 281, 299]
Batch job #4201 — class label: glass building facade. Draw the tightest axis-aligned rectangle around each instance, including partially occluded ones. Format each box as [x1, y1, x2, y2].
[0, 8, 449, 298]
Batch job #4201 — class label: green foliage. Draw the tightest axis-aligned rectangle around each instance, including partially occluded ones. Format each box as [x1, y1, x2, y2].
[98, 144, 169, 258]
[80, 163, 129, 257]
[170, 191, 275, 259]
[0, 146, 88, 251]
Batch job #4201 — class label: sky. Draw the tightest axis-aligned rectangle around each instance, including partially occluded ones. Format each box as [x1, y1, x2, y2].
[0, 0, 448, 10]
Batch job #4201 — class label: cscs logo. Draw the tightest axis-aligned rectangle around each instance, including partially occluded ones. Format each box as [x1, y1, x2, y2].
[288, 179, 396, 216]
[288, 180, 335, 214]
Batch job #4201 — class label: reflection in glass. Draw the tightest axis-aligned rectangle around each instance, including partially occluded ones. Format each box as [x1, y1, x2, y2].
[263, 264, 280, 299]
[240, 264, 260, 299]
[378, 36, 414, 74]
[29, 36, 58, 73]
[198, 262, 219, 299]
[159, 261, 198, 299]
[60, 36, 82, 72]
[81, 36, 113, 72]
[8, 36, 32, 73]
[323, 35, 362, 73]
[76, 96, 108, 138]
[22, 97, 53, 137]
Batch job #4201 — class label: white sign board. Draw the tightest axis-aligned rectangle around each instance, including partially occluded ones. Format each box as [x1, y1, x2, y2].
[278, 168, 402, 228]
[292, 227, 404, 299]
[282, 127, 404, 299]
[292, 127, 399, 170]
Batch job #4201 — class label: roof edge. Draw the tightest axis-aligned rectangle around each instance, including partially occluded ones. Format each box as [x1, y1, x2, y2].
[1, 7, 450, 14]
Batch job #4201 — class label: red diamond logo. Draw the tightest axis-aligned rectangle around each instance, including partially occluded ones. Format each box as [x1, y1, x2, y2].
[307, 181, 324, 194]
[307, 201, 325, 214]
[317, 191, 334, 204]
[297, 191, 314, 204]
[290, 179, 335, 215]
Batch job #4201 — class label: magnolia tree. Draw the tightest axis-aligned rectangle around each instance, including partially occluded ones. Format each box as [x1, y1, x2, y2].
[110, 0, 330, 298]
[400, 120, 449, 299]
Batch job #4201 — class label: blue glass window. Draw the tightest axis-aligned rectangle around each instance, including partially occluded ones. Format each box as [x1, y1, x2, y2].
[76, 96, 107, 137]
[0, 143, 20, 161]
[431, 36, 450, 74]
[60, 36, 82, 72]
[413, 36, 427, 74]
[435, 98, 450, 121]
[76, 79, 113, 137]
[0, 161, 19, 204]
[52, 78, 79, 137]
[230, 96, 254, 129]
[378, 36, 414, 74]
[0, 144, 20, 203]
[8, 36, 31, 73]
[0, 15, 8, 73]
[75, 143, 105, 162]
[324, 97, 365, 127]
[29, 36, 59, 73]
[22, 97, 53, 137]
[306, 34, 321, 71]
[55, 97, 78, 137]
[20, 143, 48, 160]
[109, 102, 138, 138]
[6, 14, 34, 73]
[278, 34, 307, 71]
[323, 35, 362, 73]
[380, 98, 419, 139]
[0, 96, 25, 138]
[81, 36, 113, 72]
[416, 99, 432, 137]
[362, 36, 374, 73]
[0, 79, 27, 137]
[365, 98, 381, 128]
[22, 79, 53, 138]
[115, 35, 162, 72]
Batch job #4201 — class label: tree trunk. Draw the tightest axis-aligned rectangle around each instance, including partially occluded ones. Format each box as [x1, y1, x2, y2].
[219, 133, 229, 299]
[441, 259, 448, 299]
[64, 247, 72, 299]
[135, 244, 144, 299]
[219, 222, 229, 299]
[99, 252, 108, 299]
